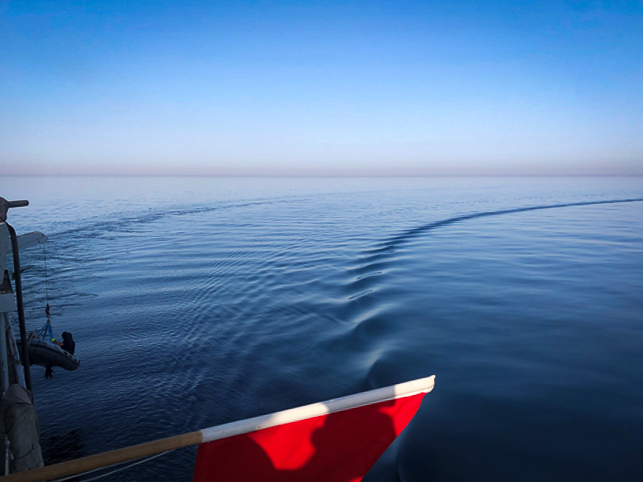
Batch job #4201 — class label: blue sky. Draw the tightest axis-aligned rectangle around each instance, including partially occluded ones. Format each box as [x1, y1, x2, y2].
[1, 0, 642, 176]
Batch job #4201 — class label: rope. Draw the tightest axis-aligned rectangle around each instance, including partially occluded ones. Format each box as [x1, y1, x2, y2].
[42, 242, 50, 320]
[50, 450, 174, 482]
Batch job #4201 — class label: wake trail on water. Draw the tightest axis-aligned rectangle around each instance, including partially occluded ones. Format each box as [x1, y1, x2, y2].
[368, 197, 643, 258]
[346, 197, 643, 296]
[332, 196, 643, 382]
[48, 197, 303, 239]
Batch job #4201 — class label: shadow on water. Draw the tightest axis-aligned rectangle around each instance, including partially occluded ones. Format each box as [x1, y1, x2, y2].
[41, 428, 85, 465]
[194, 398, 415, 482]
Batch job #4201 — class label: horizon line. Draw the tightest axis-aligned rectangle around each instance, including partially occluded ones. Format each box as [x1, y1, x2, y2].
[2, 174, 643, 178]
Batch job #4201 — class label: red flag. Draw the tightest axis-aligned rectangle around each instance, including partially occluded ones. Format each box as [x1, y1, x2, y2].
[193, 376, 434, 482]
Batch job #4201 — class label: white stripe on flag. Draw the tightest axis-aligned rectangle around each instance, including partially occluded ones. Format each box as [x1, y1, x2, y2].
[200, 375, 435, 443]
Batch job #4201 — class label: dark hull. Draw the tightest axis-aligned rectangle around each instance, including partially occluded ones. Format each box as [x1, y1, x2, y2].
[16, 338, 80, 371]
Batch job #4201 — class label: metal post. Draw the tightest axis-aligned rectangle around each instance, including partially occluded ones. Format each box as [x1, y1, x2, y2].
[6, 224, 32, 396]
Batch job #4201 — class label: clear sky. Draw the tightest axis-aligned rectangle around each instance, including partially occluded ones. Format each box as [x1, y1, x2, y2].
[1, 0, 642, 176]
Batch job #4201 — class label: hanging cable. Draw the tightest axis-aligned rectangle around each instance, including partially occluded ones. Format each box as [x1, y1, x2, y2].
[38, 241, 55, 343]
[42, 242, 50, 320]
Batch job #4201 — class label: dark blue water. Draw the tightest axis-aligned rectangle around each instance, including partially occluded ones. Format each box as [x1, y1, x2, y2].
[4, 176, 643, 481]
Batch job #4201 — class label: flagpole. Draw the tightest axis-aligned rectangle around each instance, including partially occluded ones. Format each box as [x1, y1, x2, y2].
[201, 375, 435, 443]
[0, 376, 434, 482]
[0, 432, 203, 482]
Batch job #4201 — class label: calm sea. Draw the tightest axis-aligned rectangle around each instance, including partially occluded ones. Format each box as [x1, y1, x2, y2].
[4, 176, 643, 481]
